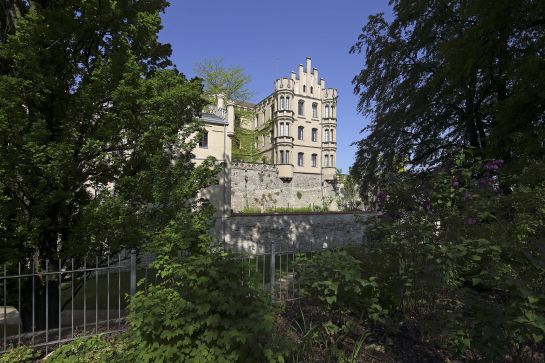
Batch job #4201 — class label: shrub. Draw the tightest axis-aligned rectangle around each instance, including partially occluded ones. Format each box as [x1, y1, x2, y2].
[125, 252, 283, 362]
[45, 335, 125, 362]
[362, 154, 545, 360]
[0, 346, 38, 363]
[296, 249, 384, 321]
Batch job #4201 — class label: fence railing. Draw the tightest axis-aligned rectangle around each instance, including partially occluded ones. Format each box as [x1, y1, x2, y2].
[1, 242, 326, 354]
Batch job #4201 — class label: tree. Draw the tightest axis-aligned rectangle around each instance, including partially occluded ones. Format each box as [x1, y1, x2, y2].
[0, 1, 219, 331]
[194, 58, 253, 102]
[350, 0, 545, 195]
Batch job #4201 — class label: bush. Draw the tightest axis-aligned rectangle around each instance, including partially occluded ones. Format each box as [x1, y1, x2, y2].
[362, 154, 545, 360]
[297, 249, 384, 321]
[0, 346, 38, 363]
[125, 252, 283, 362]
[45, 335, 125, 362]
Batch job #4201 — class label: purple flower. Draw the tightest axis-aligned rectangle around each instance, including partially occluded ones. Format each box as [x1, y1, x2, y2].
[452, 179, 460, 188]
[466, 217, 477, 225]
[478, 178, 490, 188]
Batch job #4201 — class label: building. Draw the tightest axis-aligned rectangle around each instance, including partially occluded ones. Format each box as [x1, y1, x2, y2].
[194, 58, 342, 216]
[246, 57, 338, 182]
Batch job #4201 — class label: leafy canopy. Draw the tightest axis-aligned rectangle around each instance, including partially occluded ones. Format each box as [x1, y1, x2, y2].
[0, 1, 218, 270]
[194, 58, 253, 102]
[351, 0, 545, 193]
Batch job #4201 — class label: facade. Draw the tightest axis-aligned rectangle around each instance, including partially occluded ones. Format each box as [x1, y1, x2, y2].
[194, 58, 342, 220]
[248, 57, 338, 181]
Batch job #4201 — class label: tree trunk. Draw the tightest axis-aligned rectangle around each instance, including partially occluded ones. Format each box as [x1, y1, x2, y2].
[19, 279, 60, 333]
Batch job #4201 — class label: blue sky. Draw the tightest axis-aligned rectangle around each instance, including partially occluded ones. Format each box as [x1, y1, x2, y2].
[159, 0, 391, 172]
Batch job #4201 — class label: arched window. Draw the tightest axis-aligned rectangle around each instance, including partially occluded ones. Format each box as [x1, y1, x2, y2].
[298, 126, 304, 140]
[279, 122, 284, 136]
[286, 96, 290, 110]
[311, 154, 317, 167]
[298, 100, 304, 116]
[297, 153, 304, 166]
[311, 128, 318, 142]
[325, 155, 330, 167]
[303, 85, 306, 93]
[331, 129, 334, 141]
[324, 129, 330, 142]
[280, 96, 285, 110]
[310, 86, 313, 94]
[325, 105, 330, 118]
[331, 106, 335, 117]
[312, 103, 318, 118]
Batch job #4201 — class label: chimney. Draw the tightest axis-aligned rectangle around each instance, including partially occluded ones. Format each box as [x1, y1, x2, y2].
[217, 94, 225, 109]
[290, 71, 296, 80]
[226, 101, 235, 137]
[298, 64, 303, 80]
[313, 68, 318, 84]
[306, 57, 312, 73]
[320, 79, 325, 88]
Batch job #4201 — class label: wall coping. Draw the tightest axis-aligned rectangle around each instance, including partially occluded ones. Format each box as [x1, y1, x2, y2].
[232, 161, 277, 171]
[230, 211, 372, 217]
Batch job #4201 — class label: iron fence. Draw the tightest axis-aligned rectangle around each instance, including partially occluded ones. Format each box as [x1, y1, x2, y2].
[1, 242, 324, 354]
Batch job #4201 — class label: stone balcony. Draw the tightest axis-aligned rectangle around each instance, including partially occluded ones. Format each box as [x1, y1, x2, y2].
[323, 167, 337, 182]
[277, 164, 294, 180]
[274, 135, 294, 147]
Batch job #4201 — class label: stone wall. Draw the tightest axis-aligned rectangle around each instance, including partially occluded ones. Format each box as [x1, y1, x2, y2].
[214, 212, 370, 254]
[230, 161, 341, 212]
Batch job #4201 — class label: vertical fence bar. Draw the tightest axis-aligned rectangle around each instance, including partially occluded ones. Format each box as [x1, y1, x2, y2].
[130, 250, 136, 298]
[270, 241, 275, 301]
[18, 262, 21, 345]
[45, 259, 49, 355]
[118, 255, 121, 330]
[71, 259, 74, 339]
[3, 264, 6, 352]
[95, 256, 98, 335]
[31, 260, 35, 345]
[83, 258, 86, 336]
[58, 259, 62, 341]
[107, 256, 110, 332]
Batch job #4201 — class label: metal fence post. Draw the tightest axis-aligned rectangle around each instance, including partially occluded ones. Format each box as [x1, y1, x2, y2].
[270, 241, 275, 301]
[130, 249, 137, 297]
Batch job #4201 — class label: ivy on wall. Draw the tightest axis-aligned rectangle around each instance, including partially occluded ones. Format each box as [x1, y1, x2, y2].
[232, 108, 274, 163]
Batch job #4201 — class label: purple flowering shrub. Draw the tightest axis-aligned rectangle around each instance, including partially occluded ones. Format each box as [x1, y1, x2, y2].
[361, 153, 545, 360]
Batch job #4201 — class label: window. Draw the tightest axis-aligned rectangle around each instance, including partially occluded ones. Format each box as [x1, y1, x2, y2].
[280, 96, 285, 110]
[311, 128, 318, 142]
[198, 131, 208, 148]
[298, 126, 304, 140]
[298, 100, 304, 116]
[286, 97, 290, 110]
[303, 85, 306, 93]
[312, 103, 318, 118]
[310, 86, 313, 94]
[297, 152, 304, 166]
[330, 129, 334, 141]
[279, 122, 289, 136]
[311, 154, 317, 167]
[330, 155, 334, 167]
[331, 106, 334, 117]
[280, 150, 290, 164]
[325, 105, 330, 118]
[324, 129, 330, 142]
[325, 155, 330, 167]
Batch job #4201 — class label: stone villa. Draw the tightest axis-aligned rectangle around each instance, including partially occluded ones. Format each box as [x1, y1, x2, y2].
[194, 57, 342, 214]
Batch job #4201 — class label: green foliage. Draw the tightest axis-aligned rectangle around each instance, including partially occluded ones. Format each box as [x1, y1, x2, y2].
[297, 249, 382, 320]
[0, 0, 220, 330]
[240, 206, 261, 214]
[45, 335, 126, 363]
[361, 154, 545, 359]
[351, 0, 545, 196]
[0, 346, 38, 363]
[194, 58, 253, 101]
[124, 252, 282, 362]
